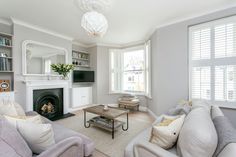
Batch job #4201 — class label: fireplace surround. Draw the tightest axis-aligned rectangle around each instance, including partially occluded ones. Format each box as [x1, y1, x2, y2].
[33, 88, 63, 120]
[24, 80, 75, 121]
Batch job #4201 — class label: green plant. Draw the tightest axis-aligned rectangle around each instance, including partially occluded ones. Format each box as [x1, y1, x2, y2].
[51, 63, 75, 78]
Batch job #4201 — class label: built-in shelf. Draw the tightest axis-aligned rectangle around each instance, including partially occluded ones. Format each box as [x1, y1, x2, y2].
[0, 45, 12, 49]
[75, 65, 90, 68]
[72, 58, 89, 61]
[0, 31, 14, 92]
[72, 50, 90, 68]
[0, 71, 14, 73]
[0, 56, 12, 59]
[0, 32, 13, 37]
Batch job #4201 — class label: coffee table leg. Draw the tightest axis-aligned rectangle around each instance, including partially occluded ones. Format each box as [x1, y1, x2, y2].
[122, 113, 129, 131]
[112, 119, 114, 139]
[84, 110, 90, 128]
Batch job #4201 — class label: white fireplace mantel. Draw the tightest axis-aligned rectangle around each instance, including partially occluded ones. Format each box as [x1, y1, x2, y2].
[25, 80, 70, 114]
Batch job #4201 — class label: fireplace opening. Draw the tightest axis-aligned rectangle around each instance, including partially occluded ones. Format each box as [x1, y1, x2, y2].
[33, 88, 63, 121]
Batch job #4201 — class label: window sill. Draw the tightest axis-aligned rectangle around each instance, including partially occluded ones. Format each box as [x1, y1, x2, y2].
[109, 91, 152, 99]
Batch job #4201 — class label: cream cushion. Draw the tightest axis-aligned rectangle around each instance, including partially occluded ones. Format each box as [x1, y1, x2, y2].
[150, 115, 185, 149]
[4, 115, 55, 154]
[177, 107, 217, 157]
[4, 115, 43, 128]
[0, 100, 25, 116]
[16, 121, 55, 154]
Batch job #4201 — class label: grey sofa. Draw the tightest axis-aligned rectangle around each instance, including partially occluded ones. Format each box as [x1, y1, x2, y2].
[0, 111, 94, 157]
[125, 104, 236, 157]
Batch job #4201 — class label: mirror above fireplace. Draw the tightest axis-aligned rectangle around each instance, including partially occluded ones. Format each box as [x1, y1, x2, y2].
[22, 40, 68, 76]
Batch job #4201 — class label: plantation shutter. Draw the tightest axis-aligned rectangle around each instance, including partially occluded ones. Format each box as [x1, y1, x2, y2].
[189, 15, 236, 108]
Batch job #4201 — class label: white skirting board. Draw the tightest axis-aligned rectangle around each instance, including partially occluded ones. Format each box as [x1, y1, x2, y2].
[0, 92, 14, 101]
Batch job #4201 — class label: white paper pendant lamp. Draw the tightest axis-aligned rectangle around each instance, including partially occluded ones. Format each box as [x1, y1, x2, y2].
[81, 11, 108, 37]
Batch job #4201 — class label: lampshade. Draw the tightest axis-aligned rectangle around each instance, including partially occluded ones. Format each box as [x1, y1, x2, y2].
[81, 11, 108, 37]
[75, 0, 112, 12]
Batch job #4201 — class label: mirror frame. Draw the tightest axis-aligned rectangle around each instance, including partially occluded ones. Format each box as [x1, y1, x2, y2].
[22, 40, 69, 76]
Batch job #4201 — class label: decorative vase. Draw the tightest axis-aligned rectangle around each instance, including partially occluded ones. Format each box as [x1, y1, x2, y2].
[60, 73, 69, 80]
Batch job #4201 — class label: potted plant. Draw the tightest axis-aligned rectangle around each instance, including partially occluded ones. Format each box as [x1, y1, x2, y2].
[51, 63, 75, 79]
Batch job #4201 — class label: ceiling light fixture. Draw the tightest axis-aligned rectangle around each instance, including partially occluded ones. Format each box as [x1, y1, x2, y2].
[81, 11, 108, 37]
[75, 0, 111, 37]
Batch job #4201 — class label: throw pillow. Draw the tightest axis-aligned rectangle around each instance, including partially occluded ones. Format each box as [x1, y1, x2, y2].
[0, 100, 25, 116]
[177, 107, 217, 157]
[16, 121, 55, 154]
[167, 104, 191, 116]
[4, 115, 43, 128]
[149, 114, 185, 149]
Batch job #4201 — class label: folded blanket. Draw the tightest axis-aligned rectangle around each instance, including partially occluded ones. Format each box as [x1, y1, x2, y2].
[213, 116, 236, 157]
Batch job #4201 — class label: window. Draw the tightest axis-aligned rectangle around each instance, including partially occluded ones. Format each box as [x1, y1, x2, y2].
[189, 15, 236, 107]
[109, 41, 151, 97]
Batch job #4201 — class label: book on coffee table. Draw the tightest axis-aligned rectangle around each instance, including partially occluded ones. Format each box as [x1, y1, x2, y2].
[88, 116, 125, 131]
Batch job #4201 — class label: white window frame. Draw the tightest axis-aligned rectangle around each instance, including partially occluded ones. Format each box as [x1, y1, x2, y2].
[189, 15, 236, 109]
[109, 41, 151, 98]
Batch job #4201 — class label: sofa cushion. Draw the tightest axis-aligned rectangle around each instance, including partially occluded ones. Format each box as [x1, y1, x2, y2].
[211, 106, 224, 119]
[0, 118, 32, 157]
[25, 111, 95, 157]
[4, 115, 43, 128]
[212, 116, 236, 157]
[150, 115, 185, 149]
[177, 107, 217, 157]
[16, 121, 55, 154]
[0, 100, 25, 116]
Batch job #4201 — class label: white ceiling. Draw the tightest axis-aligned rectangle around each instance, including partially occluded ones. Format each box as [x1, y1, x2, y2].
[0, 0, 236, 46]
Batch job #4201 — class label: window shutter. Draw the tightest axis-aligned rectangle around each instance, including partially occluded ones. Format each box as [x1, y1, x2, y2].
[190, 16, 236, 107]
[192, 67, 211, 100]
[215, 65, 236, 102]
[192, 28, 211, 60]
[215, 23, 236, 58]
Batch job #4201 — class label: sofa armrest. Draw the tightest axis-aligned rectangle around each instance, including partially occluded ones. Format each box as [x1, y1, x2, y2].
[37, 137, 84, 157]
[134, 141, 178, 157]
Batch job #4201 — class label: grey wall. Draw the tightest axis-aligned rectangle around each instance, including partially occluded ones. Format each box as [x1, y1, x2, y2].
[148, 6, 236, 127]
[13, 24, 72, 109]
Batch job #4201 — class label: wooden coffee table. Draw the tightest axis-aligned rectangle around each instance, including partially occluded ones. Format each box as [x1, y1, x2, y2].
[83, 105, 129, 139]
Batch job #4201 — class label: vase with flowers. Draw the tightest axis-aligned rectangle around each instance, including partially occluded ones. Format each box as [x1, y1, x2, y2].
[51, 63, 75, 80]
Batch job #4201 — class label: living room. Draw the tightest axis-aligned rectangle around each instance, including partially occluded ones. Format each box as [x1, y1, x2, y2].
[0, 0, 236, 157]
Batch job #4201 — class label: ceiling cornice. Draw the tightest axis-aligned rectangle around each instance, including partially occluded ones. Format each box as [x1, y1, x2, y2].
[11, 17, 73, 41]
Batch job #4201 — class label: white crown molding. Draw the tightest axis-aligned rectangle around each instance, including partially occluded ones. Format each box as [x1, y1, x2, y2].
[11, 18, 73, 41]
[0, 18, 12, 26]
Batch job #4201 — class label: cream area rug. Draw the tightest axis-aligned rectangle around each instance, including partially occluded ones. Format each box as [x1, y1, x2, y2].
[55, 111, 152, 157]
